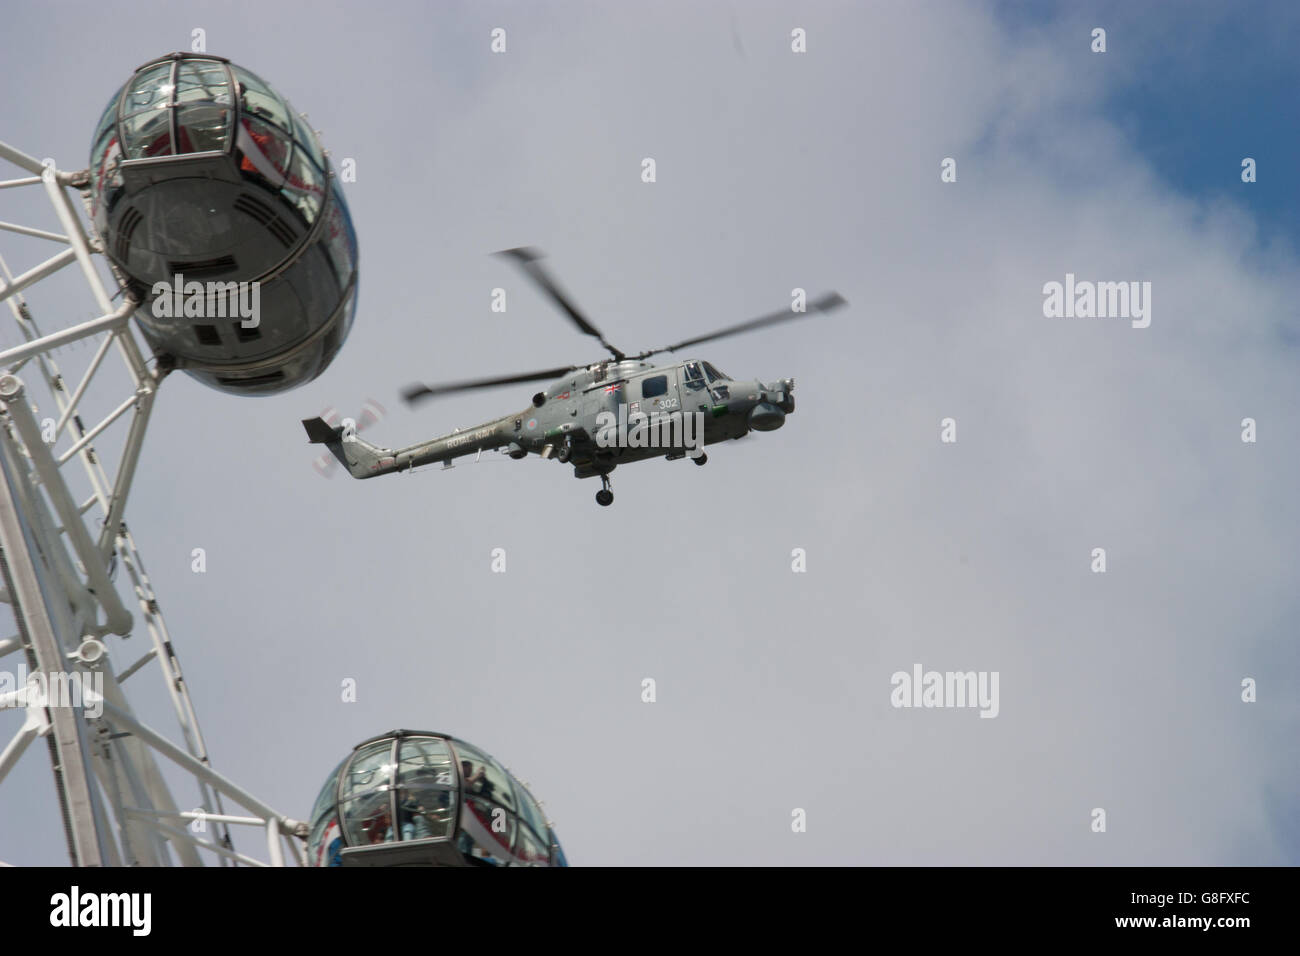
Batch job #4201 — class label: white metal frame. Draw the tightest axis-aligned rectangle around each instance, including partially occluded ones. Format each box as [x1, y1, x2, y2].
[0, 140, 303, 866]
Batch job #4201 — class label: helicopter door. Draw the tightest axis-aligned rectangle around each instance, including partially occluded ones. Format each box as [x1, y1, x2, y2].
[634, 368, 681, 422]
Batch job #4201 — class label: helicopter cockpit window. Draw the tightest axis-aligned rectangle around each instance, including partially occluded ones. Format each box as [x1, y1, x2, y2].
[702, 362, 727, 382]
[682, 362, 705, 389]
[640, 375, 668, 399]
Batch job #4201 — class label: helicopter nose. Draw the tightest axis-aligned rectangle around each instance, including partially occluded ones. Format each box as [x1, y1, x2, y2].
[748, 402, 787, 431]
[748, 380, 792, 430]
[762, 379, 795, 414]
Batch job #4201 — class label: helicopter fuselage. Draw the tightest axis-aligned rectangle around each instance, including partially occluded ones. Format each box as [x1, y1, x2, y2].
[302, 357, 795, 484]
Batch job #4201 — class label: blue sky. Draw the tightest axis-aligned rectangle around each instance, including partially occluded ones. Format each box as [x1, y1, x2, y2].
[1003, 0, 1300, 253]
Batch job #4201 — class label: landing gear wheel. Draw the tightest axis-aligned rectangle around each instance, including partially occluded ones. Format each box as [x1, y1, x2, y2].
[694, 453, 708, 466]
[557, 444, 571, 463]
[596, 489, 613, 507]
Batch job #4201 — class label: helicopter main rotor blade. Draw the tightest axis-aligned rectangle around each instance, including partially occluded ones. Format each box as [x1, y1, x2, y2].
[496, 247, 627, 361]
[403, 365, 582, 406]
[632, 292, 847, 360]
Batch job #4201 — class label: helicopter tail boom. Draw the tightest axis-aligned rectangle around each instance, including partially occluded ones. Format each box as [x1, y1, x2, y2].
[302, 417, 397, 479]
[303, 414, 521, 479]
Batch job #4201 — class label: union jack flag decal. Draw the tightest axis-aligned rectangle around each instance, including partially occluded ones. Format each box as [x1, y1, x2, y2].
[604, 383, 622, 394]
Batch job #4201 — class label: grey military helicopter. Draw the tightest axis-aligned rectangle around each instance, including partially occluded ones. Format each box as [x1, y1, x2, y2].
[302, 248, 845, 506]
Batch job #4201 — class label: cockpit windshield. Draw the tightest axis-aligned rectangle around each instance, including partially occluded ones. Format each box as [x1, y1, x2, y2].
[702, 362, 727, 382]
[682, 361, 705, 388]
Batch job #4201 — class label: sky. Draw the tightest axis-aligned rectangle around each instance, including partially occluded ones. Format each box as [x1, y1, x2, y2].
[0, 0, 1296, 866]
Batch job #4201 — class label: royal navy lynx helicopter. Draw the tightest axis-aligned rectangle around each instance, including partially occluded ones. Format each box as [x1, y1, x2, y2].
[302, 248, 845, 505]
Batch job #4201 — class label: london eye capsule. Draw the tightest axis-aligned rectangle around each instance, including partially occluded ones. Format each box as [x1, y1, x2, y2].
[306, 730, 568, 867]
[88, 53, 358, 395]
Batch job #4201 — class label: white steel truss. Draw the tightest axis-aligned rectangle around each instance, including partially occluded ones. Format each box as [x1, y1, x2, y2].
[0, 139, 304, 866]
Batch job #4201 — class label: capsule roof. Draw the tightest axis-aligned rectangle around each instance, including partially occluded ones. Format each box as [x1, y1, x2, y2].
[92, 53, 325, 175]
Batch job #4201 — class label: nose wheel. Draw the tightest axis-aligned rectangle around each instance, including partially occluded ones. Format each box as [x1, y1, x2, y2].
[595, 474, 614, 507]
[693, 453, 708, 466]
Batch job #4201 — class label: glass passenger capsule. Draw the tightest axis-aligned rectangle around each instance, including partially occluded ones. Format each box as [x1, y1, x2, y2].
[89, 53, 358, 395]
[307, 730, 567, 867]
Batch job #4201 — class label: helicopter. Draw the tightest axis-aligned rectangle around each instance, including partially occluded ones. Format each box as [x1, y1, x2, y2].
[302, 248, 846, 506]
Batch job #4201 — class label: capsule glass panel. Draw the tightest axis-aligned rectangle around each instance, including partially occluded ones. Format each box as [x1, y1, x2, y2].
[340, 790, 394, 845]
[281, 145, 324, 225]
[175, 105, 230, 153]
[122, 62, 173, 114]
[309, 758, 346, 828]
[237, 114, 290, 186]
[452, 741, 517, 813]
[459, 796, 515, 865]
[121, 108, 173, 159]
[291, 112, 325, 173]
[341, 739, 394, 801]
[515, 783, 549, 849]
[90, 91, 121, 177]
[175, 59, 231, 106]
[231, 66, 292, 131]
[395, 737, 456, 840]
[514, 826, 549, 867]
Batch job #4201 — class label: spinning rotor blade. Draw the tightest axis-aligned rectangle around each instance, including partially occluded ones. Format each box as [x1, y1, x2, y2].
[633, 292, 847, 360]
[403, 365, 581, 406]
[497, 247, 627, 361]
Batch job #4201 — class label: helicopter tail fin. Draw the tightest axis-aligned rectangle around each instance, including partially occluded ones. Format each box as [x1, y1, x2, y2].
[302, 417, 394, 479]
[302, 416, 343, 445]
